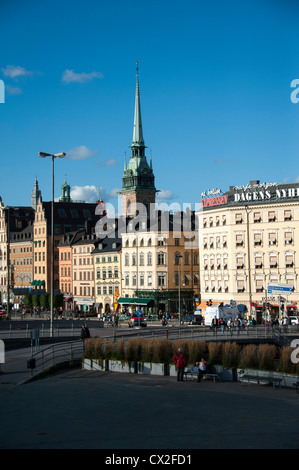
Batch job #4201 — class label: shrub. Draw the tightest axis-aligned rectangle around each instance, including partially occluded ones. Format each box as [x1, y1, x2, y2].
[151, 338, 173, 364]
[207, 342, 222, 365]
[115, 338, 126, 361]
[239, 344, 258, 369]
[279, 346, 298, 374]
[187, 340, 206, 364]
[142, 339, 155, 363]
[258, 344, 277, 371]
[125, 338, 145, 363]
[222, 342, 240, 369]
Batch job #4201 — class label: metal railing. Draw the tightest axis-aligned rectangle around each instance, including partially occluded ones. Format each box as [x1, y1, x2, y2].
[28, 340, 84, 378]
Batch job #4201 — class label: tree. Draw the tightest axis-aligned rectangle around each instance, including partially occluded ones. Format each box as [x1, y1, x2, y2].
[23, 294, 32, 308]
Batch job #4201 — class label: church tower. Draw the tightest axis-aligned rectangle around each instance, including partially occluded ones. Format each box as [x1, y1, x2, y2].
[31, 177, 42, 210]
[60, 179, 72, 202]
[121, 63, 156, 217]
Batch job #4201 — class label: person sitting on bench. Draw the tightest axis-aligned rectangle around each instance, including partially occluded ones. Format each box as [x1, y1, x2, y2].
[197, 358, 208, 382]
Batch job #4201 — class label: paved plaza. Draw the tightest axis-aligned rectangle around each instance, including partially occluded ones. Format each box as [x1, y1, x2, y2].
[0, 347, 299, 450]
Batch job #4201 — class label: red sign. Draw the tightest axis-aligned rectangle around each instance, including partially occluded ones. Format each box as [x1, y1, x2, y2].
[201, 195, 228, 208]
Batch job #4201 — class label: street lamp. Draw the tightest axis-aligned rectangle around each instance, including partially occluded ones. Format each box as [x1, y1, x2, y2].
[38, 152, 66, 336]
[176, 253, 183, 325]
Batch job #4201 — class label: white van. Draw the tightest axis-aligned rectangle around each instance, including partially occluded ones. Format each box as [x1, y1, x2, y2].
[204, 305, 240, 326]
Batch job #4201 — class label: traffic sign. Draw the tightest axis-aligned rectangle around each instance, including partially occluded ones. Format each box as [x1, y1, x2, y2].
[267, 283, 292, 295]
[136, 309, 143, 316]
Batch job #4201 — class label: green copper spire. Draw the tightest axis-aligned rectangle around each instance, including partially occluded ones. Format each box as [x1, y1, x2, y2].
[121, 63, 156, 193]
[132, 61, 144, 148]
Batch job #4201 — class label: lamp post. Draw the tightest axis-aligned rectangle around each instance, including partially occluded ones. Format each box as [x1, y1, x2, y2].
[176, 253, 183, 325]
[38, 152, 66, 336]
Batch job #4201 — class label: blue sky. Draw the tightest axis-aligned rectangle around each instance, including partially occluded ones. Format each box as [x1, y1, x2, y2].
[0, 0, 299, 211]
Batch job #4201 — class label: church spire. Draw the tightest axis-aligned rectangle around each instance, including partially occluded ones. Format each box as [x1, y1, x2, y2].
[132, 61, 145, 152]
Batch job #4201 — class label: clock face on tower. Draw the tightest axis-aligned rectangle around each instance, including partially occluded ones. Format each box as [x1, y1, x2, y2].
[142, 168, 148, 175]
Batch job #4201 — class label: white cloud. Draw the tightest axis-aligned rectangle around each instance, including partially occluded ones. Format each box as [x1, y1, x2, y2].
[109, 187, 121, 198]
[104, 159, 117, 166]
[2, 65, 32, 79]
[70, 185, 100, 203]
[5, 84, 22, 95]
[156, 189, 173, 201]
[62, 69, 104, 84]
[67, 145, 98, 161]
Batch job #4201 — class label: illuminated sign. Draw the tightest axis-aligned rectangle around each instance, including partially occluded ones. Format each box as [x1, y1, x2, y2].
[201, 195, 228, 208]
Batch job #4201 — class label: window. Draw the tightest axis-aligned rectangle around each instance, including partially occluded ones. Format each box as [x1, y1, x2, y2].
[97, 286, 101, 295]
[269, 232, 277, 245]
[83, 210, 91, 218]
[285, 232, 293, 245]
[256, 279, 264, 292]
[139, 253, 144, 266]
[158, 273, 166, 287]
[236, 234, 244, 247]
[255, 256, 263, 269]
[286, 254, 294, 268]
[254, 233, 262, 246]
[147, 252, 152, 266]
[253, 212, 261, 223]
[270, 255, 278, 268]
[58, 208, 67, 217]
[237, 280, 245, 293]
[284, 210, 292, 221]
[157, 252, 165, 265]
[70, 209, 78, 217]
[235, 213, 243, 224]
[125, 253, 129, 266]
[268, 211, 276, 222]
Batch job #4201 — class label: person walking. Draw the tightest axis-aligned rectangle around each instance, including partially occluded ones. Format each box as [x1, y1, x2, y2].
[234, 316, 241, 336]
[219, 317, 225, 335]
[212, 316, 218, 335]
[80, 323, 90, 351]
[173, 347, 187, 382]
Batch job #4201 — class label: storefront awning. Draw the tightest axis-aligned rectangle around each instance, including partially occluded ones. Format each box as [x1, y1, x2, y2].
[117, 297, 154, 305]
[31, 280, 45, 286]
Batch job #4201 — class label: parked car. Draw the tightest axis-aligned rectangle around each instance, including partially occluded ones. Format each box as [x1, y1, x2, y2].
[128, 314, 147, 327]
[289, 316, 299, 325]
[0, 306, 8, 320]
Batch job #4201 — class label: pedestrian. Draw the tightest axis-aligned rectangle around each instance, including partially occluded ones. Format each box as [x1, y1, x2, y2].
[173, 347, 187, 382]
[234, 316, 241, 336]
[80, 323, 90, 351]
[219, 317, 225, 335]
[197, 358, 208, 382]
[212, 316, 218, 335]
[227, 318, 233, 336]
